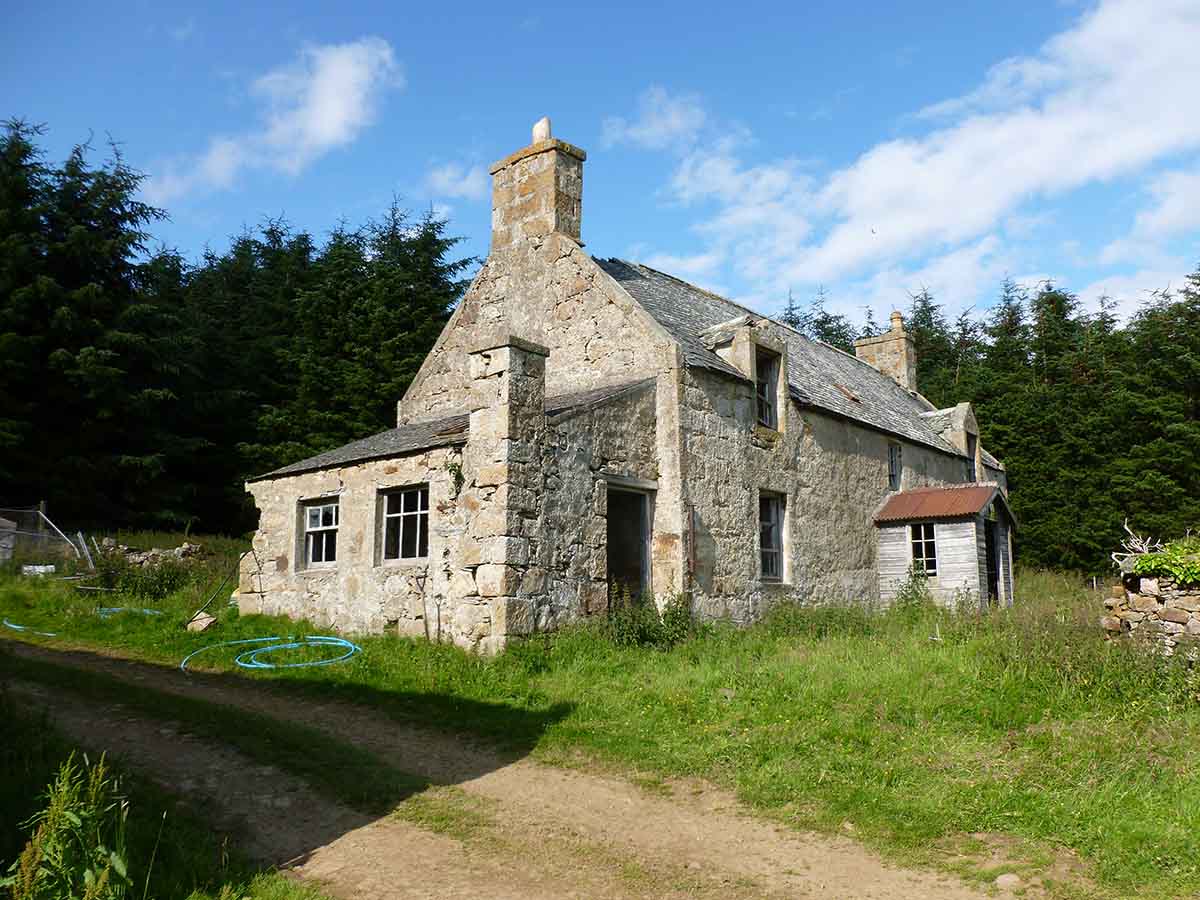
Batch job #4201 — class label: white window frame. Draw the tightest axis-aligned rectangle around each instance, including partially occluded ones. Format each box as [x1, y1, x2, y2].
[381, 485, 429, 562]
[303, 500, 339, 569]
[910, 522, 937, 576]
[888, 442, 903, 491]
[755, 349, 780, 430]
[759, 491, 786, 582]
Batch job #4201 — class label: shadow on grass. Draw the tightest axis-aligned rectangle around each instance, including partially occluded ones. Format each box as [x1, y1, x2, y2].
[0, 639, 572, 877]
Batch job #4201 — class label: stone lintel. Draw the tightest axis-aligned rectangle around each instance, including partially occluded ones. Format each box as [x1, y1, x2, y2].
[469, 334, 550, 357]
[488, 138, 587, 175]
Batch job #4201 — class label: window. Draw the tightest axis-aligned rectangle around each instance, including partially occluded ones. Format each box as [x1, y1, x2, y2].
[382, 485, 429, 561]
[304, 501, 338, 567]
[759, 492, 785, 581]
[755, 349, 780, 429]
[966, 433, 978, 482]
[888, 442, 903, 491]
[910, 522, 937, 576]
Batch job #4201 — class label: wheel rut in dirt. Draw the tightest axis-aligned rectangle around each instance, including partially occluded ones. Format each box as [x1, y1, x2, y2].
[4, 641, 991, 899]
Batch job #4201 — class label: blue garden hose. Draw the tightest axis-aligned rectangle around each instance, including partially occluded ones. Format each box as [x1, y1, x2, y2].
[179, 634, 362, 672]
[2, 618, 58, 637]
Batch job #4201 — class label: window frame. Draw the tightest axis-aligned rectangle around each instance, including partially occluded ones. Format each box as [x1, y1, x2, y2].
[887, 441, 903, 491]
[755, 349, 780, 430]
[380, 484, 430, 563]
[910, 522, 937, 577]
[302, 500, 339, 569]
[759, 491, 786, 582]
[966, 433, 978, 482]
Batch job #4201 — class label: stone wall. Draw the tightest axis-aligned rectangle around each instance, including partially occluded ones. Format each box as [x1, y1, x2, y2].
[1101, 573, 1200, 656]
[537, 382, 660, 627]
[679, 356, 974, 623]
[240, 345, 663, 651]
[398, 234, 673, 424]
[240, 445, 466, 638]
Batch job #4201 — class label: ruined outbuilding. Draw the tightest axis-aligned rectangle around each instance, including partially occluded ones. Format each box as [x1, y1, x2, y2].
[238, 119, 1013, 650]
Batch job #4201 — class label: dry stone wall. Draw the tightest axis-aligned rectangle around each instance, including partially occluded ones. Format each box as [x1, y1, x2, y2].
[1101, 574, 1200, 657]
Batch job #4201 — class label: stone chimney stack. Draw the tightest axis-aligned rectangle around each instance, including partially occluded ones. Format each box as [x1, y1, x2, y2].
[854, 310, 917, 391]
[489, 117, 586, 251]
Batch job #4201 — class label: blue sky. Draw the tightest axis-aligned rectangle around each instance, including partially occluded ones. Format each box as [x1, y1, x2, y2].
[4, 0, 1198, 321]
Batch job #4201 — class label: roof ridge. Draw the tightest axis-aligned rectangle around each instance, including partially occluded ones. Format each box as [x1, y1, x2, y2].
[609, 257, 917, 380]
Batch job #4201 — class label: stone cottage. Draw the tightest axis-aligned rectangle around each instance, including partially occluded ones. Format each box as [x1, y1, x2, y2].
[237, 118, 1015, 651]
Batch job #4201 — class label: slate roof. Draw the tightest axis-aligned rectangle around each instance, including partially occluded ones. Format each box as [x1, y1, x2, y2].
[596, 258, 966, 457]
[252, 379, 653, 482]
[874, 483, 1013, 525]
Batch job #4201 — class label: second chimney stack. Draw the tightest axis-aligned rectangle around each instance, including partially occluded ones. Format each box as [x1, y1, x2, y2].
[854, 311, 917, 392]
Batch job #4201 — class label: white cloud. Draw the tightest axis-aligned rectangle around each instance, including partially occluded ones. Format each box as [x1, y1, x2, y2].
[840, 236, 1011, 321]
[1076, 264, 1189, 319]
[426, 162, 488, 200]
[143, 37, 401, 204]
[626, 0, 1200, 316]
[602, 86, 707, 150]
[1101, 161, 1200, 263]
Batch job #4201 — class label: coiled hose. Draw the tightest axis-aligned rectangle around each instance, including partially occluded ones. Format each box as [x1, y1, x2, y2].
[178, 634, 362, 672]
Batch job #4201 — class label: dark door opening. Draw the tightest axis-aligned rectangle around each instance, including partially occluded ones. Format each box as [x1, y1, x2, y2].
[607, 488, 649, 606]
[985, 521, 1000, 605]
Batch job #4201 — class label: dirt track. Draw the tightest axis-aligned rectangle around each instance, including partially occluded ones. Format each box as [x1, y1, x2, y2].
[5, 641, 997, 899]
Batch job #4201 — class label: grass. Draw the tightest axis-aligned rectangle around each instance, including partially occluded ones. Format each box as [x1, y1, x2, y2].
[0, 689, 326, 900]
[3, 535, 1200, 897]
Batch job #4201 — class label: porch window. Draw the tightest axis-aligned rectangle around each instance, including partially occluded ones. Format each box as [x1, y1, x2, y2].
[755, 349, 780, 429]
[382, 485, 429, 561]
[304, 501, 339, 567]
[888, 442, 902, 491]
[910, 522, 937, 576]
[760, 492, 785, 581]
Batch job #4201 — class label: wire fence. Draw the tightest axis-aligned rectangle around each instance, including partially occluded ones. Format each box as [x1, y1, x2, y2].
[0, 506, 85, 568]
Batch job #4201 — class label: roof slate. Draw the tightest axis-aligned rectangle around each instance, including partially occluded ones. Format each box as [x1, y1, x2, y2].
[252, 379, 653, 482]
[596, 258, 963, 456]
[874, 484, 1001, 523]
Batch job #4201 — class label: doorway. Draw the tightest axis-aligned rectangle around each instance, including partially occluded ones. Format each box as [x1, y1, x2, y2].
[985, 520, 1000, 605]
[607, 488, 650, 606]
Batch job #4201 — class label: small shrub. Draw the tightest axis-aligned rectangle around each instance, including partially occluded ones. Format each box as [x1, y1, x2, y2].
[889, 563, 937, 624]
[2, 753, 131, 900]
[604, 587, 694, 649]
[94, 550, 193, 601]
[1133, 534, 1200, 585]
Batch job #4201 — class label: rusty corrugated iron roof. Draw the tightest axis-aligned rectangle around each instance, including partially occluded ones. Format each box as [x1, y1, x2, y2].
[874, 484, 1003, 524]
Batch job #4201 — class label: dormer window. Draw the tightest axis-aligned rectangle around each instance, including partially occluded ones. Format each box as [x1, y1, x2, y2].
[755, 349, 780, 429]
[966, 433, 978, 482]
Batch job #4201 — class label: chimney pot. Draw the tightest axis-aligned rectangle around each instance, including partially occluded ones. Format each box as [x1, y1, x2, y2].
[889, 310, 904, 332]
[532, 116, 552, 142]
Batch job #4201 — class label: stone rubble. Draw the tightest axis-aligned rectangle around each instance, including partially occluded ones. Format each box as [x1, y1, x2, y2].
[100, 537, 202, 567]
